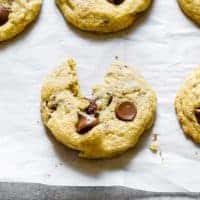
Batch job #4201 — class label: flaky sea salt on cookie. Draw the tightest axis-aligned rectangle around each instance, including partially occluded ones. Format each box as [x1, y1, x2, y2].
[41, 58, 157, 159]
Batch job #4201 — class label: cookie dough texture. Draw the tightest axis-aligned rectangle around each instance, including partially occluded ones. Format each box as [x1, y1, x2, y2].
[41, 59, 156, 158]
[0, 0, 42, 42]
[56, 0, 152, 33]
[178, 0, 200, 25]
[175, 67, 200, 143]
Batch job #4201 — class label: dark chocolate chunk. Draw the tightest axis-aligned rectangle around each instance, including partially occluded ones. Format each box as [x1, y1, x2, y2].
[107, 0, 125, 5]
[85, 99, 97, 115]
[76, 113, 99, 134]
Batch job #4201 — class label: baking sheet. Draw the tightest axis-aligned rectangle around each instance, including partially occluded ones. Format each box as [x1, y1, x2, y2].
[1, 0, 200, 192]
[1, 183, 200, 200]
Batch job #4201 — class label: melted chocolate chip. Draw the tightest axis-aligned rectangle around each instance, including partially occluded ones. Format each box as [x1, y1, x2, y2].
[85, 99, 97, 115]
[195, 108, 200, 123]
[76, 113, 99, 134]
[115, 101, 137, 121]
[0, 6, 9, 26]
[107, 0, 125, 5]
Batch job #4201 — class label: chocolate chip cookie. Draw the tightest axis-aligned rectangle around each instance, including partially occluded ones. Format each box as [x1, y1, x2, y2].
[178, 0, 200, 25]
[41, 58, 157, 158]
[56, 0, 152, 33]
[0, 0, 42, 42]
[175, 67, 200, 143]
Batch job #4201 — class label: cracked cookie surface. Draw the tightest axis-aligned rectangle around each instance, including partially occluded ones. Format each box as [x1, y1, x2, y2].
[0, 0, 42, 42]
[175, 67, 200, 143]
[56, 0, 152, 33]
[41, 59, 156, 159]
[178, 0, 200, 25]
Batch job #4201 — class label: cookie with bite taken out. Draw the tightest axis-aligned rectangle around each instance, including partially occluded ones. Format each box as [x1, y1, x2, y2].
[41, 58, 157, 159]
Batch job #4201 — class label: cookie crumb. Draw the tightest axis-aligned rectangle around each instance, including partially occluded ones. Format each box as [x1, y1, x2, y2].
[149, 141, 158, 153]
[149, 133, 159, 153]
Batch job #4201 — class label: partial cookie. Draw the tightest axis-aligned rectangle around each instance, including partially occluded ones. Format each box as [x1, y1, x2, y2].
[41, 58, 156, 159]
[175, 67, 200, 143]
[178, 0, 200, 25]
[0, 0, 42, 42]
[56, 0, 152, 33]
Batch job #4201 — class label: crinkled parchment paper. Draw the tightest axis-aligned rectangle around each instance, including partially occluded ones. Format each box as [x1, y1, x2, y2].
[0, 0, 200, 192]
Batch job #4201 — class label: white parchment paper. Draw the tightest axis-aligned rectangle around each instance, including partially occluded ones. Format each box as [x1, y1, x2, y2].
[1, 0, 200, 192]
